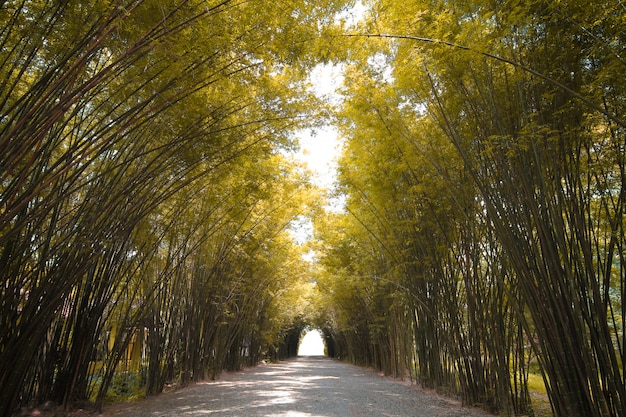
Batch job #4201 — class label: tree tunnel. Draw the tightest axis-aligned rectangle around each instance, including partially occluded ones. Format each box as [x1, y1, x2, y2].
[3, 2, 625, 417]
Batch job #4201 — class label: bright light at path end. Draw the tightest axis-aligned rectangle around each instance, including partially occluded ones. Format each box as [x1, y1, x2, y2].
[298, 329, 325, 356]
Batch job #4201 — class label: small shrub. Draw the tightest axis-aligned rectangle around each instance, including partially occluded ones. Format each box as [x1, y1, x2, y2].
[105, 372, 146, 403]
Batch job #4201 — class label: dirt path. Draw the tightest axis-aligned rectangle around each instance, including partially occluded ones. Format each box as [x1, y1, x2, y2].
[100, 356, 492, 417]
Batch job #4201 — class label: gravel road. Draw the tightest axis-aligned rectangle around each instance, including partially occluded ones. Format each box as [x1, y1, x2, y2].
[101, 356, 492, 417]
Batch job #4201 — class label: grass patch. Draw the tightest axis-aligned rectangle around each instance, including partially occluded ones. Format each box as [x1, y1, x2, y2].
[527, 372, 552, 417]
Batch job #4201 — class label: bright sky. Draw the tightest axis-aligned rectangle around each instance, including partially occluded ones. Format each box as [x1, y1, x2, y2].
[294, 125, 342, 190]
[288, 67, 344, 245]
[293, 62, 345, 190]
[293, 0, 367, 190]
[298, 329, 325, 356]
[288, 2, 367, 241]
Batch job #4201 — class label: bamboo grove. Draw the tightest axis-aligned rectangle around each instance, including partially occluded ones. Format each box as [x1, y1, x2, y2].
[0, 0, 347, 415]
[312, 1, 625, 417]
[2, 1, 625, 417]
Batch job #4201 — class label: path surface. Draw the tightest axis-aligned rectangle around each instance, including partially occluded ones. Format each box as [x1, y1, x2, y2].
[102, 356, 491, 417]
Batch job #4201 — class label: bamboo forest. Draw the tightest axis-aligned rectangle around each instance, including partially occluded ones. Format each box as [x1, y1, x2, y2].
[1, 1, 624, 416]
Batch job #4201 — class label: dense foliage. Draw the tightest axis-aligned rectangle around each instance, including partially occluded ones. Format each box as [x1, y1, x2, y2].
[313, 1, 625, 416]
[2, 1, 624, 417]
[0, 0, 347, 414]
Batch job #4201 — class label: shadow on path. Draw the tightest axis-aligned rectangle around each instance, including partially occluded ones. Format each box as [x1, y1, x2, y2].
[102, 356, 490, 417]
